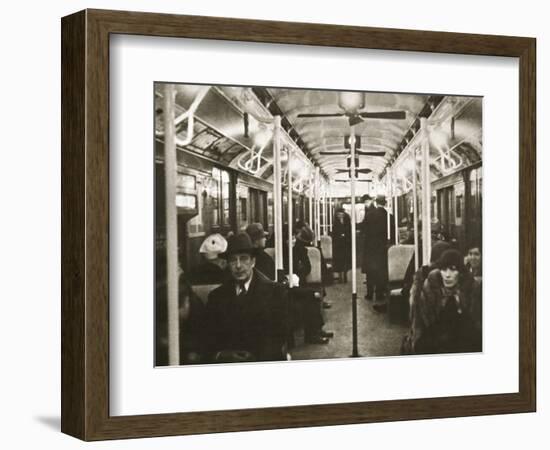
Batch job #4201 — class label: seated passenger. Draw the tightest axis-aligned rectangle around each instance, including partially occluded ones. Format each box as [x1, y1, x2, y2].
[155, 272, 206, 365]
[283, 224, 332, 344]
[284, 224, 312, 286]
[188, 233, 229, 284]
[401, 225, 415, 245]
[295, 220, 332, 290]
[400, 241, 450, 354]
[246, 222, 275, 281]
[294, 220, 313, 245]
[401, 239, 451, 300]
[405, 249, 482, 354]
[201, 232, 287, 363]
[177, 275, 207, 364]
[466, 243, 482, 281]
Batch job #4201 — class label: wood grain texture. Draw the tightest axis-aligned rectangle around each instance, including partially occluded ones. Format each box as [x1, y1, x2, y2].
[61, 10, 86, 439]
[518, 38, 536, 409]
[60, 8, 537, 441]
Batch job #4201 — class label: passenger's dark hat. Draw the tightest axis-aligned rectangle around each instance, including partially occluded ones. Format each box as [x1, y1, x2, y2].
[297, 226, 314, 244]
[245, 222, 269, 241]
[375, 194, 387, 206]
[430, 241, 451, 264]
[361, 194, 373, 202]
[222, 232, 257, 258]
[436, 249, 465, 272]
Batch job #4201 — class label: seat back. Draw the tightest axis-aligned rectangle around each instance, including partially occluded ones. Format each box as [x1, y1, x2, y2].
[264, 246, 321, 286]
[388, 244, 415, 283]
[305, 246, 322, 284]
[320, 235, 332, 260]
[191, 284, 220, 305]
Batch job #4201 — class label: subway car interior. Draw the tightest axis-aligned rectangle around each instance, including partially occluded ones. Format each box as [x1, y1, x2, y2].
[154, 83, 483, 366]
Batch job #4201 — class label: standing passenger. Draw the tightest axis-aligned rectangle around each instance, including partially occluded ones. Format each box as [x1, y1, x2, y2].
[363, 195, 395, 306]
[332, 208, 352, 283]
[360, 194, 376, 285]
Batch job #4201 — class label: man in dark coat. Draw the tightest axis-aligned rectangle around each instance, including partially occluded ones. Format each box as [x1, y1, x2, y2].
[202, 232, 287, 363]
[360, 194, 377, 281]
[363, 195, 395, 303]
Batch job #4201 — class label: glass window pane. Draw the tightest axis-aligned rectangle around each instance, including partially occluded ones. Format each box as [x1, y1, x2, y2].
[177, 174, 196, 190]
[221, 169, 230, 225]
[175, 194, 196, 209]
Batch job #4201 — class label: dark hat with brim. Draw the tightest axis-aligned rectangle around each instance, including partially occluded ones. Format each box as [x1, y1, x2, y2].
[375, 195, 387, 206]
[222, 232, 257, 258]
[361, 194, 373, 202]
[297, 226, 314, 244]
[245, 222, 269, 242]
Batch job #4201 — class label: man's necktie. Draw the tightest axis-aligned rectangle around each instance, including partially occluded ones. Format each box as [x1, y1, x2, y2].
[237, 282, 247, 298]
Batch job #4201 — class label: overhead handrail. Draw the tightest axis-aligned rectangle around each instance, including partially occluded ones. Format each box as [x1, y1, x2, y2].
[237, 137, 270, 175]
[155, 86, 210, 147]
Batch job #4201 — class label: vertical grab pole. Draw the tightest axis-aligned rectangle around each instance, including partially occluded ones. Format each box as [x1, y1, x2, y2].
[320, 183, 323, 237]
[163, 84, 180, 366]
[308, 173, 313, 230]
[420, 118, 432, 266]
[322, 184, 328, 235]
[329, 189, 333, 233]
[273, 116, 284, 280]
[386, 169, 391, 240]
[394, 171, 399, 245]
[287, 148, 293, 287]
[412, 147, 420, 270]
[320, 185, 324, 235]
[315, 167, 321, 246]
[350, 131, 359, 357]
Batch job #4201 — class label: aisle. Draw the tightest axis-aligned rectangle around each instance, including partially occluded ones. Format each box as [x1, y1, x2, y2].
[290, 269, 408, 361]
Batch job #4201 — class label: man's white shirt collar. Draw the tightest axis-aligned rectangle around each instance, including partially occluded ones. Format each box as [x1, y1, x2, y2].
[236, 276, 253, 295]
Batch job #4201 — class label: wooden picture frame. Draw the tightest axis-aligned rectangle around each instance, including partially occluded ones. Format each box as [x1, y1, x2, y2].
[61, 9, 536, 441]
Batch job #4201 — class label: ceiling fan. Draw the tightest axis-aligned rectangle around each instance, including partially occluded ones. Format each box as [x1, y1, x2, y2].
[319, 150, 386, 157]
[335, 168, 372, 174]
[319, 134, 387, 157]
[296, 92, 407, 126]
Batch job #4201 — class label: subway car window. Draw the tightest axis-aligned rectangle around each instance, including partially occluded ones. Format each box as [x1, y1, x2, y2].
[154, 82, 483, 366]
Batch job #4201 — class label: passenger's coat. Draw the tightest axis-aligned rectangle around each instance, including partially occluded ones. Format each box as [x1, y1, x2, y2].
[203, 269, 287, 362]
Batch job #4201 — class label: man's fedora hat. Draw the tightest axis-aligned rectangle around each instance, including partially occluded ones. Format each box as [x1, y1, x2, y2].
[245, 222, 269, 242]
[375, 195, 387, 206]
[222, 232, 257, 258]
[361, 194, 373, 202]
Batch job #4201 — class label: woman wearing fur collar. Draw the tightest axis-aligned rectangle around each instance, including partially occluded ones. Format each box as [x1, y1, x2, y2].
[407, 249, 482, 354]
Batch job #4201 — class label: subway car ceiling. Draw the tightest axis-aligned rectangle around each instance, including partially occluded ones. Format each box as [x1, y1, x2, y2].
[154, 84, 482, 197]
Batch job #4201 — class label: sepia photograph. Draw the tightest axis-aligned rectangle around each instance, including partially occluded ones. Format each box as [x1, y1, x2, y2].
[56, 4, 537, 442]
[154, 83, 483, 366]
